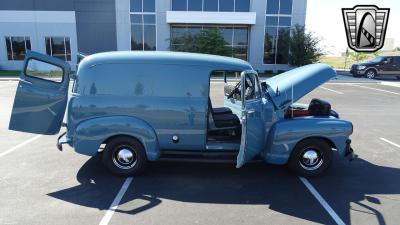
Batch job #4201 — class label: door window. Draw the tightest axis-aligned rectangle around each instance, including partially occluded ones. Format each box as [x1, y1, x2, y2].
[243, 73, 260, 100]
[384, 57, 393, 64]
[25, 58, 63, 83]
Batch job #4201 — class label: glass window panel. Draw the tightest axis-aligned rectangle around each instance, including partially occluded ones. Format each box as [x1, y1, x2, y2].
[279, 16, 291, 26]
[264, 28, 277, 64]
[187, 27, 202, 37]
[143, 25, 156, 50]
[265, 26, 277, 38]
[45, 37, 52, 55]
[280, 0, 292, 14]
[219, 0, 234, 12]
[51, 37, 66, 61]
[143, 15, 155, 24]
[130, 0, 142, 12]
[171, 26, 186, 44]
[143, 0, 155, 12]
[172, 0, 187, 10]
[265, 16, 278, 26]
[233, 28, 247, 45]
[233, 46, 247, 60]
[131, 14, 142, 24]
[65, 38, 71, 61]
[203, 0, 218, 11]
[25, 37, 31, 50]
[131, 25, 143, 50]
[276, 27, 290, 64]
[12, 37, 27, 60]
[6, 37, 12, 60]
[221, 27, 233, 45]
[266, 0, 279, 14]
[25, 58, 63, 82]
[235, 0, 249, 12]
[188, 0, 202, 11]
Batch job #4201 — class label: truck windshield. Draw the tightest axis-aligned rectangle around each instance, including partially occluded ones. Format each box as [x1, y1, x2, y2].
[369, 56, 384, 63]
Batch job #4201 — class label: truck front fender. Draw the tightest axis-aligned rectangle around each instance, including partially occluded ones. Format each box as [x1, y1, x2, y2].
[262, 117, 353, 165]
[73, 116, 160, 160]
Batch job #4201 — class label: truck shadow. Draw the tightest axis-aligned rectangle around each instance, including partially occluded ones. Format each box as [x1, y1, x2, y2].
[48, 156, 398, 225]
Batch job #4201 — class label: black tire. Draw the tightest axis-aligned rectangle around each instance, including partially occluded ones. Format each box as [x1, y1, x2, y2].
[102, 136, 147, 176]
[288, 138, 332, 177]
[365, 69, 376, 79]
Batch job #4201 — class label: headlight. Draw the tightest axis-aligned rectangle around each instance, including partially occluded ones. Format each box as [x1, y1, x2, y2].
[357, 65, 366, 70]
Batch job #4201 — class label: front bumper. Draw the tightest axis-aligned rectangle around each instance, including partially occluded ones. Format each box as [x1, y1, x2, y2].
[350, 69, 366, 75]
[344, 139, 357, 161]
[57, 132, 71, 151]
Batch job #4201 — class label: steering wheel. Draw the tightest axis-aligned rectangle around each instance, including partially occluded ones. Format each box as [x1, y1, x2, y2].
[227, 81, 241, 99]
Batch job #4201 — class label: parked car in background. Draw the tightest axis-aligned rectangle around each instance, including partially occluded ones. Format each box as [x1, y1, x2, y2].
[351, 56, 400, 79]
[9, 51, 354, 177]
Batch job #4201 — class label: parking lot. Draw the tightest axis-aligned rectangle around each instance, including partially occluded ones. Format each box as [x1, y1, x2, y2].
[1, 78, 400, 225]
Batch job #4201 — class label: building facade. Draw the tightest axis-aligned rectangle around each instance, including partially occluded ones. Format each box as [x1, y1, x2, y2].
[0, 0, 307, 71]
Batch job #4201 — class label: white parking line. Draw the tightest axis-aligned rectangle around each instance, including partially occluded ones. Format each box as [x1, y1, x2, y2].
[320, 87, 344, 94]
[0, 135, 42, 158]
[99, 177, 133, 225]
[349, 84, 400, 96]
[380, 138, 400, 149]
[299, 177, 346, 225]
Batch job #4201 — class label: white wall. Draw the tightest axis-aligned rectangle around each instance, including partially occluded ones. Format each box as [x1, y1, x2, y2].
[0, 10, 78, 71]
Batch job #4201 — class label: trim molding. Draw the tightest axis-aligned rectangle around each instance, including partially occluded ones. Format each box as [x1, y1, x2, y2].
[166, 11, 256, 25]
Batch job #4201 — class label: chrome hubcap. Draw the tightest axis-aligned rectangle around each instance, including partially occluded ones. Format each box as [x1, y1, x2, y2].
[299, 149, 323, 171]
[366, 71, 375, 78]
[112, 147, 137, 170]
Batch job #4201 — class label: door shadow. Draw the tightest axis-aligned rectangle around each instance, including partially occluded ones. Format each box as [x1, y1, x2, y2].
[48, 155, 400, 225]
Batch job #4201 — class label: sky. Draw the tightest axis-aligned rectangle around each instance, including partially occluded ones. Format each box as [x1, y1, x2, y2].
[305, 0, 400, 55]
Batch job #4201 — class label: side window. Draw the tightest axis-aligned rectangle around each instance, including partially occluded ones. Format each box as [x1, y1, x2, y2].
[385, 57, 393, 64]
[5, 36, 31, 60]
[25, 58, 63, 83]
[45, 37, 71, 61]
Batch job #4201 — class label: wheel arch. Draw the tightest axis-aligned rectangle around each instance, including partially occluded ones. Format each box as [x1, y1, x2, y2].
[365, 67, 378, 75]
[293, 136, 337, 151]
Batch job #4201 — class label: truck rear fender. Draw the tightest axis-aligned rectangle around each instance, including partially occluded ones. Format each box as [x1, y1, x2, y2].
[72, 116, 160, 160]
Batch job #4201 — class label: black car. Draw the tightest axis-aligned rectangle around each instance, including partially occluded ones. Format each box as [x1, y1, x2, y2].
[350, 56, 400, 79]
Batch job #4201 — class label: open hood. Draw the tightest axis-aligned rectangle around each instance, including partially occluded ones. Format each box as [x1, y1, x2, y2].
[265, 64, 336, 109]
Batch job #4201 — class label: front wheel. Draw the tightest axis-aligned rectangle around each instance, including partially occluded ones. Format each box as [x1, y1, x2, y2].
[288, 139, 332, 177]
[365, 69, 376, 79]
[102, 136, 147, 176]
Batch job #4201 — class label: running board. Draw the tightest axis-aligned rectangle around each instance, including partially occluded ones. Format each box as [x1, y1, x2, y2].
[159, 150, 263, 163]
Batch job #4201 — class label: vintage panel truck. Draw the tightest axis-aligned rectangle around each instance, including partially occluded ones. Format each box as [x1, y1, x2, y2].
[9, 51, 354, 177]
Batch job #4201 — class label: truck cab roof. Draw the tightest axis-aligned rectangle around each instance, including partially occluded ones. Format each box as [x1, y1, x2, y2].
[78, 51, 253, 74]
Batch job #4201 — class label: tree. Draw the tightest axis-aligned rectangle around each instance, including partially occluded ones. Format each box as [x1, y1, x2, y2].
[288, 24, 324, 66]
[349, 52, 368, 62]
[170, 28, 231, 57]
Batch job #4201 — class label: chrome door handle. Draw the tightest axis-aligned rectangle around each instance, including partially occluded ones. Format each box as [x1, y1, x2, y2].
[242, 109, 255, 116]
[247, 110, 255, 114]
[20, 79, 32, 85]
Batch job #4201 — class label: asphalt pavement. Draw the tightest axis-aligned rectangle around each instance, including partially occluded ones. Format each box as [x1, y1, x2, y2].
[1, 79, 400, 225]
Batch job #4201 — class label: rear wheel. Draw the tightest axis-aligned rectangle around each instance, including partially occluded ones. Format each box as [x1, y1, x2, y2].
[365, 69, 376, 79]
[288, 138, 332, 177]
[102, 136, 147, 176]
